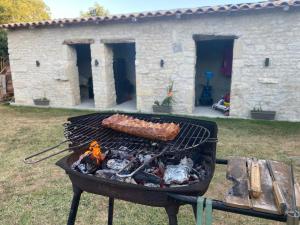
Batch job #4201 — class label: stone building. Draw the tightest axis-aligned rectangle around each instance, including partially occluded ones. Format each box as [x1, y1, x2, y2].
[1, 1, 300, 121]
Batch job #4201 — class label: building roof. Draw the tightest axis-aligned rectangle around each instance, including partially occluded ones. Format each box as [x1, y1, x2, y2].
[1, 0, 299, 30]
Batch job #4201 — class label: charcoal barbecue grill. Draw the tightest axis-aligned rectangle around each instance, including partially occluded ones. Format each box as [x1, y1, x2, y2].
[24, 112, 298, 225]
[25, 112, 217, 225]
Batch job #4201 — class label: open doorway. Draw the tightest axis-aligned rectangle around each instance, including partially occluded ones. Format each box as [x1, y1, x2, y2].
[194, 38, 234, 116]
[74, 44, 94, 107]
[109, 43, 136, 110]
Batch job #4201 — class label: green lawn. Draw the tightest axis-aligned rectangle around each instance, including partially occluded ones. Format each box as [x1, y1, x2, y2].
[0, 104, 299, 225]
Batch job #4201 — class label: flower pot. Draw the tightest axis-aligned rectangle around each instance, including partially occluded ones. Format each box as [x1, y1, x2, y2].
[33, 99, 50, 106]
[250, 110, 276, 120]
[152, 105, 172, 114]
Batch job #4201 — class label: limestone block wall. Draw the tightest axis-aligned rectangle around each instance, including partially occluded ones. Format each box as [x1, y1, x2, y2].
[7, 8, 300, 121]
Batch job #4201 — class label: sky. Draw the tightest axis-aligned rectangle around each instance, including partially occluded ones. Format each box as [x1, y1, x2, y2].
[44, 0, 261, 19]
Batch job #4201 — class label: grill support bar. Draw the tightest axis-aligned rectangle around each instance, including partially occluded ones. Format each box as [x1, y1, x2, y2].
[165, 204, 180, 225]
[67, 186, 116, 225]
[108, 198, 114, 225]
[167, 194, 289, 222]
[67, 186, 82, 225]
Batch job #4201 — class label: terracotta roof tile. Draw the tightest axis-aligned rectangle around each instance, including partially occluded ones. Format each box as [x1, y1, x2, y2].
[1, 0, 299, 29]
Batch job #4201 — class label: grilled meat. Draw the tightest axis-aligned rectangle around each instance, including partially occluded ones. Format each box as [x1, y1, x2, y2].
[102, 114, 180, 141]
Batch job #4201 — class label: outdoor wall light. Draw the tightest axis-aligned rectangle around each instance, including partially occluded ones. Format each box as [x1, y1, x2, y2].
[95, 59, 99, 66]
[36, 60, 40, 67]
[160, 59, 164, 68]
[264, 58, 270, 67]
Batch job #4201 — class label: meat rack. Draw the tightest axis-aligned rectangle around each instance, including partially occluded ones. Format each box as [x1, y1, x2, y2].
[24, 113, 217, 164]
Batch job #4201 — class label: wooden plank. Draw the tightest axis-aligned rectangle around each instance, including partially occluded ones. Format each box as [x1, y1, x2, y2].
[225, 157, 251, 209]
[270, 160, 292, 211]
[63, 39, 95, 45]
[251, 160, 279, 214]
[295, 182, 300, 210]
[249, 159, 262, 198]
[193, 34, 238, 41]
[100, 38, 135, 44]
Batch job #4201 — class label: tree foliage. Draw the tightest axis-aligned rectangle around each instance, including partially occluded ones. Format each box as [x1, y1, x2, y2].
[0, 0, 50, 24]
[80, 3, 109, 17]
[0, 30, 7, 57]
[0, 0, 51, 57]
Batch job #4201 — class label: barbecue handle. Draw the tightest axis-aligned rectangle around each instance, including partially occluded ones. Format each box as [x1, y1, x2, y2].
[272, 181, 287, 214]
[24, 140, 70, 164]
[24, 148, 70, 164]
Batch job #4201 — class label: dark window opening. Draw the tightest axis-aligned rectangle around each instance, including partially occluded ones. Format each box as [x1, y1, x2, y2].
[195, 39, 233, 108]
[110, 43, 136, 105]
[75, 44, 94, 101]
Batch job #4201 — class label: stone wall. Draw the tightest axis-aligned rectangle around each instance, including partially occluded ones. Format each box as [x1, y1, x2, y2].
[7, 8, 300, 121]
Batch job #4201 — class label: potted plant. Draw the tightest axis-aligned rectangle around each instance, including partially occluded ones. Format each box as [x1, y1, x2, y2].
[33, 96, 50, 106]
[153, 81, 175, 113]
[250, 104, 276, 120]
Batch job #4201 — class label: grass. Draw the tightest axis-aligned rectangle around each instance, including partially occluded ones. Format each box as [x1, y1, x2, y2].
[0, 104, 299, 225]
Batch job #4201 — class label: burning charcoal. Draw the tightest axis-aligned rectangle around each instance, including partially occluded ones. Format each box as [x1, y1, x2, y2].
[124, 177, 137, 184]
[110, 175, 125, 182]
[107, 159, 130, 171]
[180, 157, 194, 170]
[71, 141, 105, 174]
[157, 161, 165, 177]
[133, 171, 161, 184]
[144, 168, 154, 173]
[71, 152, 89, 170]
[188, 180, 200, 185]
[95, 169, 117, 179]
[72, 152, 99, 174]
[119, 146, 129, 151]
[138, 154, 152, 163]
[110, 149, 130, 159]
[144, 183, 160, 188]
[190, 173, 199, 181]
[191, 168, 206, 180]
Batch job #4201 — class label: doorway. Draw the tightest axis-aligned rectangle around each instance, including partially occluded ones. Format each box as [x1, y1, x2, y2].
[109, 43, 136, 109]
[74, 44, 94, 106]
[194, 38, 234, 116]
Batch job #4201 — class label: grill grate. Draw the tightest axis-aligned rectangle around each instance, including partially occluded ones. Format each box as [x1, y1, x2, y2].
[64, 113, 215, 154]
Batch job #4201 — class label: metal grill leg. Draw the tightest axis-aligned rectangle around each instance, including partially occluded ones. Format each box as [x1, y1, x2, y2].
[108, 198, 114, 225]
[192, 205, 197, 220]
[67, 186, 83, 225]
[165, 205, 180, 225]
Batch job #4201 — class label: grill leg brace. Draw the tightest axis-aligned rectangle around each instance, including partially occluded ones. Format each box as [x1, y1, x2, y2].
[67, 185, 83, 225]
[165, 204, 180, 225]
[108, 198, 114, 225]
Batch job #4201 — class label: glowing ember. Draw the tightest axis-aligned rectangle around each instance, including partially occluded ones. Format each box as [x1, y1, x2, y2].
[85, 141, 105, 165]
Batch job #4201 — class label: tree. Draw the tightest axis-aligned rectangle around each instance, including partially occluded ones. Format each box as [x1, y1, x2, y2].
[0, 0, 51, 57]
[0, 0, 50, 24]
[0, 31, 7, 57]
[80, 3, 109, 17]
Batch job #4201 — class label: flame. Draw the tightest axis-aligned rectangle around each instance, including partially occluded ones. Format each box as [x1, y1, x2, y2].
[85, 141, 105, 165]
